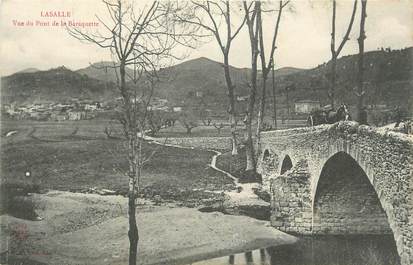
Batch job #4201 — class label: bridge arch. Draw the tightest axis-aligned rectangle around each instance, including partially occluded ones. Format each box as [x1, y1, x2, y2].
[260, 124, 413, 264]
[280, 155, 293, 175]
[262, 149, 271, 162]
[312, 151, 395, 237]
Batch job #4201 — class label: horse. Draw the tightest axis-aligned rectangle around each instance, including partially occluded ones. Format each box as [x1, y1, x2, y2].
[307, 104, 350, 126]
[325, 104, 350, 124]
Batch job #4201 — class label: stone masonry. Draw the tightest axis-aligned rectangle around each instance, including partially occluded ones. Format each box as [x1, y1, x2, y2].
[257, 122, 413, 265]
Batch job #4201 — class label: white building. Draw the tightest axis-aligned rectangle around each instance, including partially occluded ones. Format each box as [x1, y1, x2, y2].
[294, 100, 321, 114]
[173, 107, 183, 112]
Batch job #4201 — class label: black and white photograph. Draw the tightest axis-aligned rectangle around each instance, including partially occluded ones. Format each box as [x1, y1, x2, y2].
[0, 0, 412, 264]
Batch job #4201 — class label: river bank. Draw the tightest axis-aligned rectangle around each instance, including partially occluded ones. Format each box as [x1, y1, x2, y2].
[1, 191, 296, 265]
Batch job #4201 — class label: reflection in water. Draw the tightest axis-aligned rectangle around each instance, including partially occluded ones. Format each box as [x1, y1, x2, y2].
[229, 255, 234, 265]
[190, 235, 400, 265]
[245, 251, 253, 265]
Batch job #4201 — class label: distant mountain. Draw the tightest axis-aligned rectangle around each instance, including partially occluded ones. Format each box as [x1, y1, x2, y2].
[76, 57, 303, 101]
[1, 66, 117, 104]
[2, 48, 411, 114]
[150, 57, 251, 112]
[16, 68, 41, 74]
[275, 67, 305, 76]
[275, 47, 413, 112]
[76, 61, 135, 83]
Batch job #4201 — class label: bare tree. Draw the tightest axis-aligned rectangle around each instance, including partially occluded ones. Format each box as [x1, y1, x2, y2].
[243, 1, 260, 172]
[271, 59, 278, 128]
[213, 122, 225, 134]
[67, 1, 198, 264]
[356, 0, 368, 122]
[256, 0, 290, 150]
[147, 109, 165, 137]
[179, 110, 199, 134]
[176, 0, 247, 155]
[199, 108, 212, 126]
[328, 0, 358, 108]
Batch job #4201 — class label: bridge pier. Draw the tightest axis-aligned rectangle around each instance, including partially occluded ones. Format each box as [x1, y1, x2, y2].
[270, 159, 313, 235]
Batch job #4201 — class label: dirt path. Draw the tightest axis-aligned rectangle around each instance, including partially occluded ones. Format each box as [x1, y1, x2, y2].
[146, 136, 269, 210]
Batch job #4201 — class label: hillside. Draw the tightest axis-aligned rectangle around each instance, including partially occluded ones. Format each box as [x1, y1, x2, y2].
[274, 67, 305, 76]
[2, 48, 411, 115]
[151, 58, 305, 111]
[16, 68, 41, 74]
[1, 66, 117, 104]
[273, 47, 413, 113]
[154, 57, 250, 106]
[76, 62, 135, 83]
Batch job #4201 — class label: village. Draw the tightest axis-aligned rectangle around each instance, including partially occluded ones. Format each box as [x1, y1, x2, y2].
[1, 97, 175, 122]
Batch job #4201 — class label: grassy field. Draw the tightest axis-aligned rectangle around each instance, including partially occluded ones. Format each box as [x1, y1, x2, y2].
[1, 117, 306, 140]
[156, 119, 307, 138]
[1, 120, 235, 206]
[215, 148, 247, 180]
[1, 117, 303, 204]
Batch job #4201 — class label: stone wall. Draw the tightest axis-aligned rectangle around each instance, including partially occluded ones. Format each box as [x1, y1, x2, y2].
[270, 159, 312, 234]
[258, 122, 413, 265]
[154, 136, 232, 151]
[312, 152, 392, 234]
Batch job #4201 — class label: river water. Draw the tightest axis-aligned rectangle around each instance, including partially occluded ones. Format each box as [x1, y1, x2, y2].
[190, 235, 400, 265]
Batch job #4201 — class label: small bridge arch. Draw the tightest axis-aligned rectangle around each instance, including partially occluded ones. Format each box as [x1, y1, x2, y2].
[262, 149, 271, 161]
[280, 155, 293, 174]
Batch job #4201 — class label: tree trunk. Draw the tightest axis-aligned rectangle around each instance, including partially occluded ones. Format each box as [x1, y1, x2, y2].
[330, 57, 337, 108]
[120, 59, 140, 265]
[329, 0, 357, 109]
[245, 62, 257, 171]
[223, 55, 238, 155]
[128, 179, 139, 265]
[271, 60, 277, 129]
[255, 72, 267, 151]
[245, 50, 259, 171]
[127, 135, 139, 265]
[255, 7, 268, 152]
[330, 0, 337, 109]
[357, 0, 367, 122]
[244, 1, 260, 172]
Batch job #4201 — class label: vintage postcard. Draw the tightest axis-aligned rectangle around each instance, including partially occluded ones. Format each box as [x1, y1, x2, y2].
[0, 0, 412, 265]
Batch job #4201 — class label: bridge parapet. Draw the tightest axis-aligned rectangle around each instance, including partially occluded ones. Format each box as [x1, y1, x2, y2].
[259, 121, 413, 265]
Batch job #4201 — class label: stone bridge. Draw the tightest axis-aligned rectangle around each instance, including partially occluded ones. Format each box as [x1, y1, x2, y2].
[257, 122, 413, 265]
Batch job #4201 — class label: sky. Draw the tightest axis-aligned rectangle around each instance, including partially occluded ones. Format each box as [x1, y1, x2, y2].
[0, 0, 412, 76]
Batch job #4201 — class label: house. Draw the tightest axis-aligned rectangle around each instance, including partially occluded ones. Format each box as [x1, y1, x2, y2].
[172, 106, 183, 112]
[294, 100, 321, 114]
[237, 95, 250, 102]
[51, 113, 67, 121]
[84, 104, 98, 111]
[153, 106, 169, 112]
[67, 111, 86, 120]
